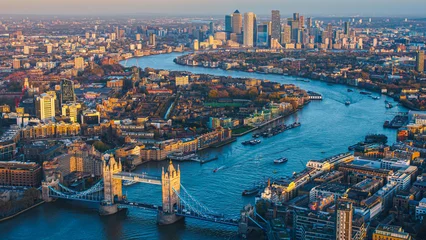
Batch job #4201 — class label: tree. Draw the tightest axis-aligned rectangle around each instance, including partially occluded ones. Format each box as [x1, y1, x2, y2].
[248, 87, 258, 100]
[208, 89, 218, 98]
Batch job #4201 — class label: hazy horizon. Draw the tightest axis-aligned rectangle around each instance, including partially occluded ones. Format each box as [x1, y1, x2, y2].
[1, 0, 425, 17]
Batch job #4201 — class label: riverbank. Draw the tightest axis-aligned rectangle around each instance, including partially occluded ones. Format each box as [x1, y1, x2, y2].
[173, 60, 420, 111]
[0, 200, 44, 222]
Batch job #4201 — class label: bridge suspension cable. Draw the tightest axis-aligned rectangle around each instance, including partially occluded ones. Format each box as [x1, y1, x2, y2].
[179, 184, 221, 217]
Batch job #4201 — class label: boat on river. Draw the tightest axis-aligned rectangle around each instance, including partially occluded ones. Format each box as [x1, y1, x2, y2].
[345, 100, 351, 106]
[242, 186, 261, 196]
[123, 180, 137, 186]
[274, 157, 288, 164]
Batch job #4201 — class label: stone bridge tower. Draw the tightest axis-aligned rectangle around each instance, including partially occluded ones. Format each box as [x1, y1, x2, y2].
[157, 161, 183, 225]
[100, 154, 123, 215]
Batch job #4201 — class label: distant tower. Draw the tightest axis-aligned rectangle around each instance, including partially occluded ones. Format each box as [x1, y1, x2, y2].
[232, 10, 242, 34]
[225, 15, 233, 32]
[149, 33, 156, 47]
[335, 199, 353, 240]
[416, 51, 425, 73]
[193, 39, 199, 51]
[60, 79, 76, 105]
[344, 22, 350, 35]
[209, 22, 215, 34]
[243, 12, 256, 47]
[271, 10, 281, 43]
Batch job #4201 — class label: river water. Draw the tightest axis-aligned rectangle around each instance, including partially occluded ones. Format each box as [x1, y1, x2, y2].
[1, 52, 407, 240]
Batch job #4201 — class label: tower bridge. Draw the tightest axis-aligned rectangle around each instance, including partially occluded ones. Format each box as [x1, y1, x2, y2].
[41, 155, 251, 228]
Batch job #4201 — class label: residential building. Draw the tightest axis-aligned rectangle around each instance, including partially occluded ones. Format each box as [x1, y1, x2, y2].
[372, 224, 411, 240]
[0, 161, 42, 187]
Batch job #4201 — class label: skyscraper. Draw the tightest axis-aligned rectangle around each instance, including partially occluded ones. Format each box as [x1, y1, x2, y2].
[61, 79, 76, 105]
[209, 22, 214, 34]
[293, 13, 300, 21]
[344, 22, 350, 35]
[232, 10, 242, 34]
[149, 33, 156, 46]
[257, 24, 269, 47]
[307, 18, 313, 28]
[243, 12, 255, 47]
[281, 25, 292, 44]
[35, 92, 56, 122]
[271, 10, 281, 43]
[336, 199, 353, 240]
[225, 15, 233, 32]
[416, 51, 425, 73]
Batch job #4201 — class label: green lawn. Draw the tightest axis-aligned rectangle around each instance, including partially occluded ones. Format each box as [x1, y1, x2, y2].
[204, 102, 243, 107]
[232, 126, 255, 134]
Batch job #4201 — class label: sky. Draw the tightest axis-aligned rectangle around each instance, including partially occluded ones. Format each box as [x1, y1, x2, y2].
[1, 0, 425, 17]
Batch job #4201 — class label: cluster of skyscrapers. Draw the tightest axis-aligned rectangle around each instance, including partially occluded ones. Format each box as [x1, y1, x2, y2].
[224, 10, 363, 50]
[225, 10, 311, 48]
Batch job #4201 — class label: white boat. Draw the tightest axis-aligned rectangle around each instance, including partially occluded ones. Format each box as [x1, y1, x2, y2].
[123, 180, 137, 186]
[274, 157, 288, 164]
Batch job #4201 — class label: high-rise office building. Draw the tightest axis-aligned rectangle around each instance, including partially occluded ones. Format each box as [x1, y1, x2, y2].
[209, 22, 214, 34]
[257, 24, 269, 47]
[293, 13, 300, 21]
[416, 51, 425, 73]
[74, 57, 84, 70]
[291, 20, 300, 42]
[243, 12, 256, 47]
[271, 10, 281, 42]
[299, 16, 305, 28]
[225, 15, 233, 32]
[327, 23, 333, 40]
[344, 22, 350, 35]
[336, 199, 353, 240]
[232, 10, 242, 34]
[149, 33, 156, 46]
[61, 79, 76, 105]
[35, 92, 56, 122]
[307, 18, 313, 28]
[281, 25, 292, 44]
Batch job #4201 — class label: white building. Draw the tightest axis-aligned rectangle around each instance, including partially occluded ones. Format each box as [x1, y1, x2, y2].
[416, 198, 426, 221]
[388, 171, 411, 192]
[35, 92, 56, 122]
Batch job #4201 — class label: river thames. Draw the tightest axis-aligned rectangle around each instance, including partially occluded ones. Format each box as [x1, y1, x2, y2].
[1, 52, 407, 240]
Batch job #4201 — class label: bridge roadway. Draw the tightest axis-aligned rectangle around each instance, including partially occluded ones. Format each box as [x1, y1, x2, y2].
[116, 200, 162, 211]
[117, 201, 238, 226]
[175, 210, 239, 226]
[113, 172, 162, 185]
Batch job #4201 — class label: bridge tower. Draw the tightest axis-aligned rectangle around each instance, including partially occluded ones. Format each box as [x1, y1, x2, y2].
[157, 160, 184, 225]
[100, 154, 123, 215]
[41, 179, 59, 202]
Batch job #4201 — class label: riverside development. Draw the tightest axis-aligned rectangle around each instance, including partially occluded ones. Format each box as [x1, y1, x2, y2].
[1, 9, 426, 240]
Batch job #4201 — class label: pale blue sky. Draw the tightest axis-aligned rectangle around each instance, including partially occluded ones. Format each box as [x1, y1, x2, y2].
[1, 0, 425, 16]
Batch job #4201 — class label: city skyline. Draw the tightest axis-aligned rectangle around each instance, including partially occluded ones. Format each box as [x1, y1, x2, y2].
[1, 0, 426, 17]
